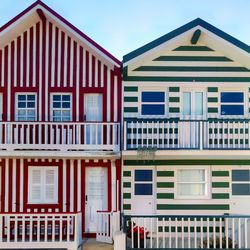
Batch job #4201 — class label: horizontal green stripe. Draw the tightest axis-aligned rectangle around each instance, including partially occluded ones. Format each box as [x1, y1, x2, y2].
[157, 182, 174, 188]
[134, 66, 249, 72]
[123, 193, 131, 199]
[212, 171, 229, 177]
[208, 97, 218, 102]
[157, 171, 174, 177]
[157, 204, 230, 210]
[208, 107, 218, 113]
[154, 56, 232, 62]
[123, 182, 131, 188]
[158, 226, 223, 233]
[123, 171, 131, 177]
[123, 204, 131, 210]
[124, 86, 138, 92]
[124, 76, 250, 82]
[123, 159, 250, 166]
[173, 46, 214, 51]
[212, 193, 230, 199]
[169, 107, 180, 113]
[124, 107, 138, 113]
[124, 96, 138, 102]
[169, 87, 180, 92]
[157, 193, 174, 199]
[169, 97, 180, 102]
[212, 182, 229, 188]
[208, 87, 218, 92]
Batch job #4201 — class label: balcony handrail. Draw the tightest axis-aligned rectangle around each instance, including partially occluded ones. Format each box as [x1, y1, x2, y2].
[0, 121, 120, 124]
[124, 118, 250, 122]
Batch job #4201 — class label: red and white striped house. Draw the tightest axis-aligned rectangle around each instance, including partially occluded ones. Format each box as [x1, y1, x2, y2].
[0, 1, 121, 249]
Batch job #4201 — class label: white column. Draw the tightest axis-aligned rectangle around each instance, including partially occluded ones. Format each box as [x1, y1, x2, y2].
[111, 160, 116, 211]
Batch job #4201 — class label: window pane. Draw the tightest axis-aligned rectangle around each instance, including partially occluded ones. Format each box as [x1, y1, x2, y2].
[18, 95, 26, 101]
[53, 95, 61, 101]
[232, 184, 250, 195]
[142, 92, 165, 102]
[62, 102, 70, 108]
[53, 102, 61, 108]
[232, 170, 250, 181]
[221, 92, 244, 103]
[178, 170, 205, 182]
[221, 105, 244, 115]
[195, 92, 203, 116]
[27, 95, 35, 101]
[135, 170, 152, 181]
[18, 101, 26, 108]
[62, 95, 70, 101]
[27, 102, 35, 108]
[141, 104, 165, 115]
[183, 92, 191, 115]
[135, 184, 152, 195]
[178, 183, 205, 196]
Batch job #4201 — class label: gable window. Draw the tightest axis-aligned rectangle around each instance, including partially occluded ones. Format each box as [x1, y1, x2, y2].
[177, 169, 208, 198]
[16, 94, 36, 121]
[134, 170, 153, 195]
[51, 94, 71, 121]
[141, 92, 165, 116]
[28, 166, 58, 204]
[221, 92, 244, 116]
[232, 170, 250, 195]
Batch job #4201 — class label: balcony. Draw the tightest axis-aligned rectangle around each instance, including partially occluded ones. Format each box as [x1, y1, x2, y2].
[124, 119, 250, 150]
[0, 122, 120, 152]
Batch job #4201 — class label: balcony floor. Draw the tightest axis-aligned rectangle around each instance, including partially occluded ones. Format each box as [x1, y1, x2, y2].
[83, 239, 113, 250]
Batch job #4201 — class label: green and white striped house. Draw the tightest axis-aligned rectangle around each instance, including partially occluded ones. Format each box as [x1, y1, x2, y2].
[122, 18, 250, 225]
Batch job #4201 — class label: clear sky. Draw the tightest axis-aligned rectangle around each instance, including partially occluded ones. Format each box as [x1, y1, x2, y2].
[1, 0, 250, 60]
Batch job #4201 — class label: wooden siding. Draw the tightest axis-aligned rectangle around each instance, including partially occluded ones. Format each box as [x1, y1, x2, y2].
[0, 20, 121, 123]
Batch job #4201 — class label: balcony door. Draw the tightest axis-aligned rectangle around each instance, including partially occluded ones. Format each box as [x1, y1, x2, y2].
[85, 167, 107, 232]
[182, 91, 205, 120]
[84, 94, 103, 144]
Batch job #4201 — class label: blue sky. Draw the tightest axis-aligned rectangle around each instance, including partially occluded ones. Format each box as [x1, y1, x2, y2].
[1, 0, 250, 60]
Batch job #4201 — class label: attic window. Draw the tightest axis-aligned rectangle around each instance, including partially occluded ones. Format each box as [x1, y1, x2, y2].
[191, 29, 201, 44]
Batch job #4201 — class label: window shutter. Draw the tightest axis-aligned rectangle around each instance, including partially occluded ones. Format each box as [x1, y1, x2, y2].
[31, 169, 42, 201]
[45, 168, 57, 202]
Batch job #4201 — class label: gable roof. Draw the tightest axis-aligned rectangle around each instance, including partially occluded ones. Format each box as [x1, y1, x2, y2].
[123, 18, 250, 64]
[0, 0, 121, 67]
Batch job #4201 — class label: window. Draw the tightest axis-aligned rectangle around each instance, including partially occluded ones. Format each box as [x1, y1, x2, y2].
[134, 170, 153, 195]
[141, 92, 165, 115]
[221, 92, 244, 116]
[16, 94, 36, 121]
[183, 92, 204, 118]
[51, 94, 71, 121]
[177, 169, 208, 198]
[232, 170, 250, 195]
[28, 167, 58, 204]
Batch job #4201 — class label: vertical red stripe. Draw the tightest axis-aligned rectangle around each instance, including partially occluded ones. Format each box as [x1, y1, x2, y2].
[110, 70, 114, 122]
[1, 160, 5, 212]
[60, 31, 65, 85]
[8, 160, 12, 212]
[36, 22, 40, 88]
[79, 47, 83, 86]
[54, 26, 59, 87]
[81, 160, 85, 235]
[73, 41, 77, 87]
[74, 160, 78, 212]
[29, 26, 33, 86]
[103, 65, 107, 122]
[92, 55, 95, 87]
[0, 50, 2, 85]
[85, 51, 89, 86]
[66, 160, 71, 212]
[41, 21, 46, 121]
[107, 161, 112, 211]
[16, 159, 20, 212]
[58, 160, 63, 212]
[66, 36, 71, 85]
[48, 23, 52, 87]
[98, 60, 101, 87]
[23, 31, 27, 86]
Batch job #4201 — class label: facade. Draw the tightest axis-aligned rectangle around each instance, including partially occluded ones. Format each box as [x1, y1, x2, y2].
[122, 18, 250, 249]
[0, 1, 121, 249]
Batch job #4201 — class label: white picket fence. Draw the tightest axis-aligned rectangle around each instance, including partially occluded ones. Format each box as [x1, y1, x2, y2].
[0, 212, 82, 250]
[0, 122, 120, 151]
[96, 211, 120, 244]
[124, 214, 250, 249]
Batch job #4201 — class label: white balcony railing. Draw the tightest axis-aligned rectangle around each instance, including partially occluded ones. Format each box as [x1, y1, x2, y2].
[0, 212, 82, 250]
[124, 119, 250, 150]
[0, 122, 120, 151]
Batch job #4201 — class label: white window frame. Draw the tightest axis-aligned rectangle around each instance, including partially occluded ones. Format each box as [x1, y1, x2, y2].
[175, 166, 210, 199]
[180, 87, 206, 120]
[50, 93, 72, 121]
[28, 166, 58, 204]
[15, 93, 37, 121]
[219, 91, 246, 118]
[138, 87, 168, 118]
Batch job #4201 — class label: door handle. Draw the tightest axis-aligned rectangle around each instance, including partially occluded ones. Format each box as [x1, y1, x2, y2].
[85, 195, 88, 202]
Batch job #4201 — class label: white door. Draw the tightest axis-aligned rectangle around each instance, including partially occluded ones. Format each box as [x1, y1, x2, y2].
[84, 94, 103, 144]
[85, 167, 107, 232]
[131, 168, 155, 215]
